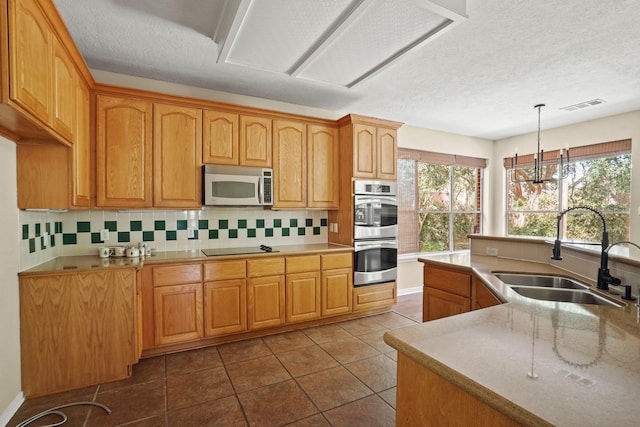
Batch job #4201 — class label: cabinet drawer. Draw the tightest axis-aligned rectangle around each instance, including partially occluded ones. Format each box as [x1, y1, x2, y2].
[424, 266, 471, 297]
[353, 281, 397, 312]
[286, 255, 320, 273]
[322, 252, 352, 270]
[153, 264, 202, 286]
[204, 260, 246, 281]
[247, 257, 285, 277]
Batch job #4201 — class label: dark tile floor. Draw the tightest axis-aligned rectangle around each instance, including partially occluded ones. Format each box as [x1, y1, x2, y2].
[9, 292, 423, 427]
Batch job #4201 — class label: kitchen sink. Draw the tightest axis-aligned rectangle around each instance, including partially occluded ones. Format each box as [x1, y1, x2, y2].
[494, 273, 588, 290]
[509, 286, 621, 307]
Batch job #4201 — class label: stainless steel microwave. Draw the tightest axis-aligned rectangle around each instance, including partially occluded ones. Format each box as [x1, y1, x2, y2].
[203, 165, 273, 206]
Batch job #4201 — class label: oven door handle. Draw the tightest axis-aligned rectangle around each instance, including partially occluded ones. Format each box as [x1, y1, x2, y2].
[355, 241, 397, 250]
[354, 196, 398, 206]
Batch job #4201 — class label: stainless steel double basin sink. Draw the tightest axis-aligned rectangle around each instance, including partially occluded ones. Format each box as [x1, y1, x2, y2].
[494, 273, 622, 307]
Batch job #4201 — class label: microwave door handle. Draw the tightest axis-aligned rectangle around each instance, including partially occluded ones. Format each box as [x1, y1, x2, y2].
[258, 176, 264, 205]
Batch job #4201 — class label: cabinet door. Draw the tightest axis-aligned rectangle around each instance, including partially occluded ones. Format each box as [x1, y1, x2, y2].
[71, 79, 90, 207]
[321, 268, 353, 316]
[286, 271, 321, 323]
[20, 269, 137, 397]
[377, 127, 397, 180]
[153, 103, 203, 208]
[52, 36, 75, 143]
[353, 123, 376, 178]
[17, 142, 69, 209]
[9, 0, 52, 124]
[95, 95, 153, 207]
[204, 279, 247, 337]
[423, 287, 470, 322]
[474, 281, 502, 310]
[240, 115, 271, 167]
[247, 275, 285, 330]
[203, 110, 239, 165]
[273, 119, 306, 208]
[308, 125, 339, 209]
[153, 283, 203, 345]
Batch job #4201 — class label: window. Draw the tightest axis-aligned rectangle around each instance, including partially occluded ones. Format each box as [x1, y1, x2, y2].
[506, 140, 631, 242]
[398, 149, 485, 254]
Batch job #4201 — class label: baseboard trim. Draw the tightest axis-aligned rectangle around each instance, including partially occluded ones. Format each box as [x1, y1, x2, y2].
[0, 392, 24, 427]
[398, 286, 423, 296]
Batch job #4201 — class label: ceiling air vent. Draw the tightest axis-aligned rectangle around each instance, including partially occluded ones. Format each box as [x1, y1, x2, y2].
[560, 99, 606, 112]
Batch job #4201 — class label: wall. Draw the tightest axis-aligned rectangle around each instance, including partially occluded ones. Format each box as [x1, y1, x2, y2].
[19, 208, 328, 271]
[0, 137, 22, 424]
[492, 111, 640, 241]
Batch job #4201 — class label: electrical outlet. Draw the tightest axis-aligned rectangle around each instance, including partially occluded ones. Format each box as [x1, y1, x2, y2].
[43, 232, 49, 248]
[187, 228, 195, 238]
[100, 229, 110, 241]
[486, 247, 498, 256]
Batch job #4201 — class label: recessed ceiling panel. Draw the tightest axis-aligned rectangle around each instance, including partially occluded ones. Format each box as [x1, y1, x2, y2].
[297, 0, 448, 86]
[226, 0, 355, 73]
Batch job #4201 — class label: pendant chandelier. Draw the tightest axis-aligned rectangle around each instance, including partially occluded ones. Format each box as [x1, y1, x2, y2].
[510, 104, 571, 184]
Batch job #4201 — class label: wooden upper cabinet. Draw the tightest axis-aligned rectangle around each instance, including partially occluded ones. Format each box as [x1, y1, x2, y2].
[9, 0, 52, 125]
[70, 79, 90, 207]
[95, 95, 153, 208]
[51, 36, 75, 143]
[353, 123, 376, 178]
[377, 127, 397, 180]
[240, 115, 271, 167]
[273, 119, 306, 209]
[153, 103, 203, 208]
[307, 124, 339, 209]
[202, 110, 239, 165]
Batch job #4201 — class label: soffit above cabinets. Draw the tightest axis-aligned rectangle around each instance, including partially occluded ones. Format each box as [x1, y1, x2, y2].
[221, 0, 465, 88]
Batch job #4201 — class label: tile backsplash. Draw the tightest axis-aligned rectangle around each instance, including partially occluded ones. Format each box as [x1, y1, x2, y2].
[20, 208, 328, 271]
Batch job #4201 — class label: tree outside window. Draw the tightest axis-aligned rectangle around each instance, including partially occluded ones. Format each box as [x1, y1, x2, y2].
[507, 142, 631, 242]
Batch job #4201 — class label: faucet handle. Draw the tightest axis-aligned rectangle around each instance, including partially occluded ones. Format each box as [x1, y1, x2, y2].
[608, 283, 634, 300]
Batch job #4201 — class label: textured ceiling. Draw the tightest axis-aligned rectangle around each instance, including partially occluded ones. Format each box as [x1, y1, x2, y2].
[54, 0, 640, 140]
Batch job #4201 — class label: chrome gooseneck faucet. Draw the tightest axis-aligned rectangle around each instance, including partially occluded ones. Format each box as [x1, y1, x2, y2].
[550, 206, 620, 291]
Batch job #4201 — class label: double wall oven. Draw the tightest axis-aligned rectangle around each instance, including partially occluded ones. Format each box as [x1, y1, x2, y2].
[353, 180, 398, 287]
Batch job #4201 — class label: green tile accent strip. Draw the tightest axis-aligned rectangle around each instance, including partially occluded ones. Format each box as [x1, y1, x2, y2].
[321, 218, 328, 226]
[274, 219, 281, 228]
[143, 231, 155, 242]
[238, 219, 247, 229]
[91, 233, 102, 244]
[298, 227, 306, 236]
[77, 221, 91, 233]
[290, 219, 298, 227]
[219, 220, 228, 229]
[118, 232, 130, 243]
[62, 234, 77, 245]
[256, 219, 265, 228]
[130, 221, 142, 231]
[209, 230, 218, 239]
[155, 220, 166, 231]
[29, 239, 35, 253]
[177, 220, 187, 230]
[105, 221, 117, 232]
[51, 235, 56, 247]
[282, 228, 290, 237]
[248, 229, 256, 238]
[22, 224, 28, 240]
[198, 220, 208, 230]
[313, 227, 321, 235]
[306, 218, 313, 227]
[189, 230, 198, 240]
[35, 223, 41, 237]
[45, 223, 51, 234]
[166, 230, 177, 240]
[229, 229, 238, 238]
[265, 229, 273, 237]
[40, 236, 47, 250]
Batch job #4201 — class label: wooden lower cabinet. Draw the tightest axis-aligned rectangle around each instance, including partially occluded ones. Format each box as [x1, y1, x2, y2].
[322, 268, 353, 316]
[475, 281, 502, 310]
[286, 271, 321, 323]
[423, 287, 471, 321]
[353, 281, 397, 312]
[20, 269, 138, 397]
[396, 353, 520, 427]
[204, 279, 247, 337]
[153, 283, 203, 345]
[247, 275, 286, 330]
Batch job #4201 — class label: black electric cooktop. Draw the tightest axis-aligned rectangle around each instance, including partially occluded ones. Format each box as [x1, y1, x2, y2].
[201, 246, 279, 256]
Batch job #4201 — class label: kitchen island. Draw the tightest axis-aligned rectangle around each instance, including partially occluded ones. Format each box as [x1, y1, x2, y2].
[384, 253, 640, 426]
